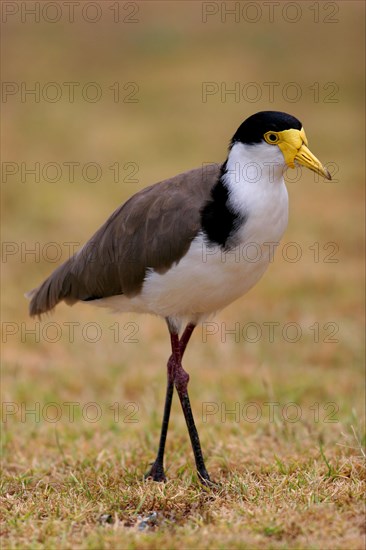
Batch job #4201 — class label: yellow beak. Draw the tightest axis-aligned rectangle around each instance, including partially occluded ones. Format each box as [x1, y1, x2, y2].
[277, 128, 331, 180]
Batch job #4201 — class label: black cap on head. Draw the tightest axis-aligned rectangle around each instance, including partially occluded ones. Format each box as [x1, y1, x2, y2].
[231, 111, 302, 145]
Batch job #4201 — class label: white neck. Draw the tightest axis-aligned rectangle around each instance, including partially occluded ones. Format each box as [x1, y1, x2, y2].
[223, 141, 287, 214]
[222, 141, 289, 244]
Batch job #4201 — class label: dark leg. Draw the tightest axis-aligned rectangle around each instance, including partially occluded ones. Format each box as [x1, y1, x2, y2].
[145, 323, 195, 481]
[171, 333, 211, 484]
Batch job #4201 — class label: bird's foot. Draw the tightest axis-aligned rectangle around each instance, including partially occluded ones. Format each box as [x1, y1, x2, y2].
[145, 461, 166, 482]
[197, 470, 220, 490]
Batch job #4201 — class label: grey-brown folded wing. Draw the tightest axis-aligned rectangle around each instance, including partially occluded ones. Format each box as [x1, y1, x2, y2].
[27, 164, 221, 316]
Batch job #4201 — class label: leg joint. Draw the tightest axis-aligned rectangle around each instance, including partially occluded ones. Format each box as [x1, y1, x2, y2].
[174, 365, 190, 394]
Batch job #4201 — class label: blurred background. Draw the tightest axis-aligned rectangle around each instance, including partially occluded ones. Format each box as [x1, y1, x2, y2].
[1, 1, 365, 468]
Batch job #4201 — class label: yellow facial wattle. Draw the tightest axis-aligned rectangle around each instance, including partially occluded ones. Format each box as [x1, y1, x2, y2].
[264, 127, 331, 180]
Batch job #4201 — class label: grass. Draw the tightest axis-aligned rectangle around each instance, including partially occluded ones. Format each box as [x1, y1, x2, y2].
[1, 1, 365, 549]
[1, 414, 365, 549]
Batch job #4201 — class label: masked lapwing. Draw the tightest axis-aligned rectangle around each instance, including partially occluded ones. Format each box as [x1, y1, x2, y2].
[27, 111, 331, 484]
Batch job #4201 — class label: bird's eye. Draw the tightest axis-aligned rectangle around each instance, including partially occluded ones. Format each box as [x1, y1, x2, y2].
[264, 132, 280, 145]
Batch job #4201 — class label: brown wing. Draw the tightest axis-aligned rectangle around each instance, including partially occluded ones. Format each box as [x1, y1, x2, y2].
[27, 163, 221, 317]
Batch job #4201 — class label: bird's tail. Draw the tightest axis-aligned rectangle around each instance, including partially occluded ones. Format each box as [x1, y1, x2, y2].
[26, 259, 78, 318]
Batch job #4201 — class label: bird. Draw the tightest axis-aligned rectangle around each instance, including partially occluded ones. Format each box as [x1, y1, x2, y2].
[27, 111, 331, 484]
